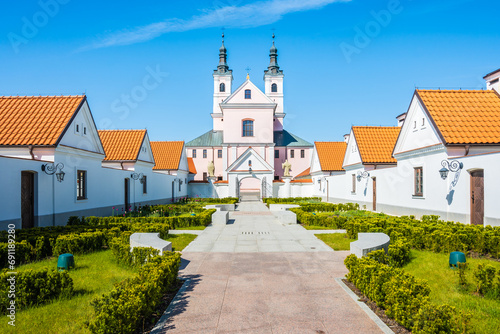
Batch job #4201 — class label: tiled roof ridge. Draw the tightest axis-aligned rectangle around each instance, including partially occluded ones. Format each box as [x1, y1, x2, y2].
[0, 95, 86, 99]
[416, 89, 492, 93]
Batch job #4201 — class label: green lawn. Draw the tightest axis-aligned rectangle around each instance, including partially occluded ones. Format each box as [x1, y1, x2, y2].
[172, 225, 206, 230]
[167, 233, 198, 251]
[404, 250, 500, 334]
[1, 233, 197, 334]
[315, 233, 356, 250]
[302, 225, 340, 230]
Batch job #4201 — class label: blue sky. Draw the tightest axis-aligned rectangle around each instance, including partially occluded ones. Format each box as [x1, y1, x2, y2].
[1, 0, 499, 142]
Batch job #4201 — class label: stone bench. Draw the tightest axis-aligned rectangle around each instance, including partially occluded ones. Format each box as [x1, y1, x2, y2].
[212, 211, 229, 225]
[350, 232, 390, 258]
[272, 211, 297, 225]
[269, 204, 301, 211]
[130, 233, 172, 255]
[205, 204, 235, 211]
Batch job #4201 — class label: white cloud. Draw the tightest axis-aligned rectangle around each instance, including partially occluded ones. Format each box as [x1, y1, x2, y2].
[80, 0, 348, 51]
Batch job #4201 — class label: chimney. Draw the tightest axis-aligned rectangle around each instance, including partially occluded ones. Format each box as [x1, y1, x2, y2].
[343, 134, 350, 143]
[396, 113, 407, 127]
[484, 68, 500, 93]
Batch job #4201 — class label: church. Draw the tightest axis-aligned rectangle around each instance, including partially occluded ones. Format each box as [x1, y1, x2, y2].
[186, 35, 313, 198]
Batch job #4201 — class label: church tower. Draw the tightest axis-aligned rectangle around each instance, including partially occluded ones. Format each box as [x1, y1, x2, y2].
[213, 33, 233, 131]
[264, 34, 285, 130]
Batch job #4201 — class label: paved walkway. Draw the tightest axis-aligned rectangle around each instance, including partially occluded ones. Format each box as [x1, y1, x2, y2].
[152, 202, 386, 334]
[183, 202, 333, 253]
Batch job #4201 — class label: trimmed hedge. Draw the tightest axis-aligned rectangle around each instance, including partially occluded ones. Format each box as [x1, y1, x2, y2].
[290, 203, 360, 229]
[53, 231, 107, 256]
[0, 268, 73, 314]
[263, 197, 322, 204]
[109, 232, 160, 267]
[87, 252, 181, 334]
[345, 254, 470, 333]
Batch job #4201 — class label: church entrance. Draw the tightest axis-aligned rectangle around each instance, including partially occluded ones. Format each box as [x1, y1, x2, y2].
[239, 177, 261, 201]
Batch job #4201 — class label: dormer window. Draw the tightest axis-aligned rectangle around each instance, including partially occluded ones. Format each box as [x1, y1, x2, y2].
[220, 83, 225, 92]
[245, 89, 251, 99]
[271, 83, 277, 92]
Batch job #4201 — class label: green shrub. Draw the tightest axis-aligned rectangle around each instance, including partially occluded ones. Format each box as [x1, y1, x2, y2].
[457, 262, 468, 288]
[87, 252, 181, 334]
[263, 197, 322, 204]
[0, 268, 73, 314]
[53, 231, 107, 256]
[344, 254, 467, 333]
[388, 238, 412, 267]
[0, 240, 33, 268]
[473, 263, 496, 295]
[109, 233, 160, 267]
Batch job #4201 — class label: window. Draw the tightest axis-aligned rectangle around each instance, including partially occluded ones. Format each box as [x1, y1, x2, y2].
[83, 127, 87, 135]
[218, 149, 222, 158]
[245, 89, 251, 99]
[217, 176, 223, 181]
[422, 118, 425, 126]
[220, 82, 225, 92]
[414, 121, 417, 129]
[142, 175, 147, 194]
[203, 149, 207, 159]
[75, 124, 80, 133]
[290, 150, 294, 158]
[414, 167, 423, 196]
[275, 150, 279, 159]
[77, 170, 87, 200]
[301, 149, 305, 158]
[274, 175, 280, 181]
[271, 83, 278, 92]
[179, 180, 181, 191]
[242, 120, 254, 137]
[192, 149, 196, 158]
[203, 172, 207, 181]
[351, 174, 356, 193]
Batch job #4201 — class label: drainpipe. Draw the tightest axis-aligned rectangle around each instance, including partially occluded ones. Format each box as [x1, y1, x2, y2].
[28, 145, 35, 160]
[52, 172, 56, 226]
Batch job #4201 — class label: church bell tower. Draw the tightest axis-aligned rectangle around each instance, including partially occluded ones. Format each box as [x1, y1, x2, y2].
[213, 33, 233, 118]
[264, 34, 285, 128]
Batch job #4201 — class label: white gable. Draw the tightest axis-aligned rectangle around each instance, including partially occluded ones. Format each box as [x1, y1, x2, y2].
[222, 80, 276, 106]
[178, 146, 188, 172]
[310, 145, 322, 174]
[393, 95, 443, 156]
[58, 100, 105, 155]
[342, 128, 362, 168]
[227, 148, 274, 173]
[137, 132, 155, 164]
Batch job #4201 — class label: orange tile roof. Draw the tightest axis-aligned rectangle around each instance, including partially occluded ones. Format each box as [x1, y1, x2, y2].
[214, 180, 228, 184]
[0, 95, 85, 146]
[352, 126, 400, 164]
[273, 180, 285, 183]
[315, 142, 347, 171]
[187, 158, 197, 174]
[295, 167, 311, 179]
[98, 130, 146, 161]
[290, 179, 313, 183]
[151, 141, 184, 170]
[416, 89, 500, 144]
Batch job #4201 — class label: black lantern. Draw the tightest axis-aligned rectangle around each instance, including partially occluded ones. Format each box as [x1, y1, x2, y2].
[357, 171, 370, 182]
[439, 160, 463, 180]
[41, 162, 65, 182]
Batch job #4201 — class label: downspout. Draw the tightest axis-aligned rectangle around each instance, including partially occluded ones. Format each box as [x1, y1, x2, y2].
[28, 145, 35, 160]
[52, 172, 56, 226]
[465, 145, 470, 156]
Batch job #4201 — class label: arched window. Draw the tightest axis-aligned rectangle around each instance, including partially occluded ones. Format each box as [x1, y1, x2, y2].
[242, 120, 254, 137]
[220, 82, 225, 92]
[271, 83, 278, 93]
[245, 89, 251, 99]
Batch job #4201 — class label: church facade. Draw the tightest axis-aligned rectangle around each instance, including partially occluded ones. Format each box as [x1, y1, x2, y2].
[186, 36, 313, 198]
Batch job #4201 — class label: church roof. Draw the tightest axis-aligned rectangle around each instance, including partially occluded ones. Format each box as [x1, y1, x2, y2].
[186, 130, 223, 147]
[0, 95, 85, 146]
[150, 141, 184, 170]
[416, 89, 500, 145]
[274, 130, 313, 147]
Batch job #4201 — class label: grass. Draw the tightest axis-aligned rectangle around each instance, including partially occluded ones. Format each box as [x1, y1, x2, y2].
[315, 233, 356, 250]
[166, 233, 197, 251]
[404, 250, 500, 334]
[172, 225, 206, 230]
[1, 234, 197, 333]
[1, 250, 136, 334]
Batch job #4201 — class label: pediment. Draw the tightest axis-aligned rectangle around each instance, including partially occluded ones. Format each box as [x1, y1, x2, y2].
[226, 148, 274, 173]
[222, 80, 276, 107]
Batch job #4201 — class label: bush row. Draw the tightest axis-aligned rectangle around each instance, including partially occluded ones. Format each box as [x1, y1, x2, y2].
[344, 254, 470, 333]
[263, 197, 322, 204]
[53, 231, 107, 256]
[0, 268, 74, 314]
[87, 252, 181, 334]
[365, 239, 412, 268]
[344, 214, 500, 259]
[108, 232, 160, 267]
[290, 203, 360, 229]
[188, 197, 238, 204]
[473, 263, 500, 297]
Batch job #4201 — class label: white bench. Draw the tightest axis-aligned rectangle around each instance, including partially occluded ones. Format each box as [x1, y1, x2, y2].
[350, 233, 390, 258]
[130, 233, 172, 255]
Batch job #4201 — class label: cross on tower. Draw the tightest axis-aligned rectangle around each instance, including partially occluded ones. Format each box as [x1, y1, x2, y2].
[245, 67, 251, 80]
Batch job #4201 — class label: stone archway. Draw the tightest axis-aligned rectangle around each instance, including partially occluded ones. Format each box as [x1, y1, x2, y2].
[239, 176, 261, 202]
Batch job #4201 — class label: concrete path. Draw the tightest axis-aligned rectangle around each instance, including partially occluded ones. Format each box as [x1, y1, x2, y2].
[152, 252, 384, 333]
[183, 202, 333, 253]
[152, 202, 386, 334]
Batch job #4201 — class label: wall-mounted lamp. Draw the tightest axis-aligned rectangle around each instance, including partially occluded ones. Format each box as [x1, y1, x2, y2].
[439, 160, 463, 180]
[357, 171, 370, 182]
[131, 172, 145, 184]
[41, 163, 65, 182]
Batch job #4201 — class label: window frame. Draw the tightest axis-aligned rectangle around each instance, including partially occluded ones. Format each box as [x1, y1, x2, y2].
[142, 175, 147, 194]
[290, 150, 294, 159]
[300, 149, 305, 158]
[218, 149, 222, 158]
[203, 149, 207, 159]
[351, 174, 356, 194]
[242, 119, 254, 137]
[414, 167, 423, 197]
[192, 149, 196, 158]
[275, 150, 279, 159]
[220, 82, 225, 92]
[244, 89, 251, 99]
[77, 170, 87, 200]
[271, 83, 278, 93]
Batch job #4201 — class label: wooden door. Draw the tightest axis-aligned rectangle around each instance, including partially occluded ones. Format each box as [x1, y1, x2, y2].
[21, 172, 34, 229]
[372, 177, 377, 211]
[470, 171, 484, 225]
[124, 178, 130, 211]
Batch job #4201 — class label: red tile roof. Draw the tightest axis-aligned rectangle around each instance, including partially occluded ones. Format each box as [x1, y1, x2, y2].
[315, 142, 347, 171]
[187, 158, 197, 174]
[0, 95, 85, 146]
[352, 126, 400, 164]
[416, 89, 500, 144]
[214, 180, 228, 184]
[151, 141, 184, 170]
[98, 130, 146, 161]
[294, 167, 311, 179]
[290, 179, 313, 183]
